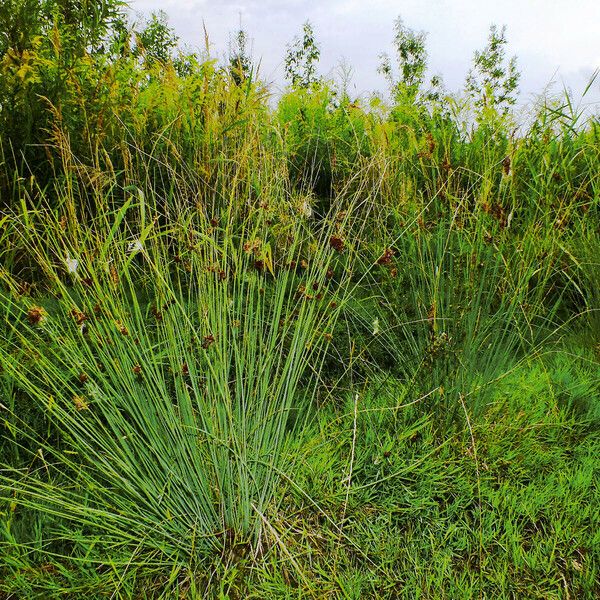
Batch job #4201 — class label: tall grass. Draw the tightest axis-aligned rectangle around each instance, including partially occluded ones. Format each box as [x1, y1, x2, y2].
[0, 153, 375, 567]
[0, 15, 598, 597]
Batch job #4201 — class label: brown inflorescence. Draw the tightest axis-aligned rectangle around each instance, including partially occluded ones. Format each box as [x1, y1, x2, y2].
[115, 320, 129, 336]
[109, 264, 119, 286]
[243, 239, 261, 255]
[329, 235, 345, 253]
[377, 248, 395, 266]
[70, 308, 87, 326]
[150, 305, 163, 322]
[202, 334, 215, 349]
[27, 306, 46, 325]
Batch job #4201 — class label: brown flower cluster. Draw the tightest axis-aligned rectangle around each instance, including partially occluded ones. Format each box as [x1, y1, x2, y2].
[27, 306, 46, 325]
[376, 248, 397, 277]
[202, 334, 215, 349]
[243, 239, 262, 255]
[70, 308, 87, 326]
[329, 235, 345, 253]
[73, 395, 89, 411]
[376, 248, 395, 266]
[115, 320, 129, 336]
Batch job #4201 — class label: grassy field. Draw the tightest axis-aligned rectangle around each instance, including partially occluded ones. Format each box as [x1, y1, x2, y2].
[0, 3, 599, 598]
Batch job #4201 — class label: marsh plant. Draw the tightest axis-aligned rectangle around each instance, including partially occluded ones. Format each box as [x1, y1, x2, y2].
[0, 170, 374, 566]
[0, 2, 599, 597]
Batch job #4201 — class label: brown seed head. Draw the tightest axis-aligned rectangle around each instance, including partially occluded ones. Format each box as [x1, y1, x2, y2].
[27, 306, 46, 325]
[109, 264, 119, 286]
[329, 235, 345, 253]
[115, 320, 129, 336]
[70, 309, 87, 325]
[202, 334, 215, 349]
[150, 305, 163, 321]
[427, 132, 436, 155]
[377, 248, 395, 266]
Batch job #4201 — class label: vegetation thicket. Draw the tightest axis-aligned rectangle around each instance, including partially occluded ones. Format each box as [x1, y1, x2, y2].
[0, 2, 598, 598]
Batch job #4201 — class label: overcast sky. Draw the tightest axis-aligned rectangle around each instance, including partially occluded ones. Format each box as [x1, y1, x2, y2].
[129, 0, 600, 108]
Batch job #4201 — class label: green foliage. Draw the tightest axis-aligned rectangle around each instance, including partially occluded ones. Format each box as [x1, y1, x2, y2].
[0, 183, 367, 569]
[0, 0, 129, 201]
[378, 16, 428, 102]
[0, 8, 598, 598]
[284, 356, 599, 598]
[136, 10, 178, 65]
[228, 27, 252, 85]
[465, 24, 521, 116]
[0, 0, 42, 56]
[284, 21, 321, 89]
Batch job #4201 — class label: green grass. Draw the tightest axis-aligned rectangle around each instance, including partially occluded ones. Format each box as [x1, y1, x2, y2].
[2, 352, 598, 598]
[0, 8, 599, 597]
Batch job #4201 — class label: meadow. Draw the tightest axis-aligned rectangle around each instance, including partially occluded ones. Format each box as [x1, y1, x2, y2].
[0, 3, 599, 598]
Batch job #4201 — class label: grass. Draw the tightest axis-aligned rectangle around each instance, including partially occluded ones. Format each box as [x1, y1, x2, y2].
[0, 11, 599, 598]
[2, 351, 598, 598]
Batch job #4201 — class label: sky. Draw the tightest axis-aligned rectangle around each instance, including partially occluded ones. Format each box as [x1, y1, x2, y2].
[129, 0, 600, 109]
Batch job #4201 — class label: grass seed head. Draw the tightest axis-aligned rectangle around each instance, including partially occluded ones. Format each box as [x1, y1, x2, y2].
[72, 395, 89, 411]
[329, 235, 345, 253]
[115, 320, 129, 336]
[27, 306, 47, 325]
[70, 309, 87, 325]
[202, 334, 215, 349]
